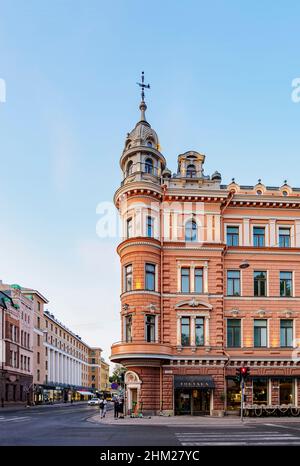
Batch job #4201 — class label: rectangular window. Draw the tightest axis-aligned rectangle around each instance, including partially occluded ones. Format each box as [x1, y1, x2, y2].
[145, 315, 156, 342]
[253, 377, 268, 405]
[254, 319, 267, 347]
[181, 268, 190, 293]
[279, 228, 291, 248]
[126, 218, 132, 238]
[37, 301, 41, 312]
[37, 352, 40, 364]
[279, 377, 294, 404]
[125, 315, 132, 342]
[253, 227, 265, 247]
[146, 216, 154, 238]
[254, 271, 267, 297]
[37, 334, 41, 346]
[227, 226, 239, 246]
[145, 263, 156, 291]
[280, 320, 293, 347]
[124, 264, 132, 292]
[227, 270, 241, 296]
[194, 268, 203, 294]
[280, 271, 293, 297]
[195, 317, 204, 346]
[181, 317, 190, 346]
[37, 316, 40, 329]
[37, 369, 40, 381]
[227, 319, 241, 348]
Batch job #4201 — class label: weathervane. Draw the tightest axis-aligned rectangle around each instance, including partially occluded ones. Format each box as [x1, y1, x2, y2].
[137, 71, 150, 102]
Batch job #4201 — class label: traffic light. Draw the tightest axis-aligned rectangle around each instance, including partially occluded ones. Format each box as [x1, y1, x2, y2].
[239, 366, 249, 380]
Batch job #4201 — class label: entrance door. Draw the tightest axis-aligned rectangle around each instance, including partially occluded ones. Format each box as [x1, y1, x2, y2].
[192, 389, 210, 415]
[175, 389, 191, 415]
[130, 388, 138, 413]
[175, 389, 210, 415]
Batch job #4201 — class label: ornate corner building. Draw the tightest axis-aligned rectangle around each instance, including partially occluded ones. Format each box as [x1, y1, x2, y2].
[110, 82, 300, 416]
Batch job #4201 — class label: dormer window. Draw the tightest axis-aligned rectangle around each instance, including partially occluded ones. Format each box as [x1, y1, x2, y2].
[185, 220, 197, 242]
[147, 140, 153, 147]
[145, 157, 154, 174]
[186, 164, 196, 178]
[126, 160, 133, 177]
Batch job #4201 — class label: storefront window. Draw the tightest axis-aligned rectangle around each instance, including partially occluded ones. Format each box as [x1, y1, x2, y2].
[279, 377, 294, 405]
[253, 377, 268, 405]
[226, 377, 241, 410]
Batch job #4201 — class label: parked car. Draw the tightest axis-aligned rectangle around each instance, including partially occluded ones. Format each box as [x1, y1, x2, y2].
[88, 397, 100, 406]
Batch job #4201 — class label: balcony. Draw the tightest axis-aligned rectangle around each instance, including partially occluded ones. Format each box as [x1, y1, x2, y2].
[110, 340, 172, 361]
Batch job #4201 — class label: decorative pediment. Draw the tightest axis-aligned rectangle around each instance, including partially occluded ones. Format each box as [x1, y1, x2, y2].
[175, 299, 212, 310]
[125, 370, 142, 385]
[230, 309, 240, 317]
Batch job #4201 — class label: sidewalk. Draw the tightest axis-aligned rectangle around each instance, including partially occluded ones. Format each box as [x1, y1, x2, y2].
[88, 409, 300, 426]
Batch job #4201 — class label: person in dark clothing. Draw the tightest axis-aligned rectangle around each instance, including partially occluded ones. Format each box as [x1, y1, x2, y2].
[114, 396, 119, 419]
[118, 397, 124, 418]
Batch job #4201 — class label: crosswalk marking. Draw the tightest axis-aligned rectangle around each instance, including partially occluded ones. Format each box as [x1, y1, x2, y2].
[0, 416, 31, 423]
[175, 430, 300, 445]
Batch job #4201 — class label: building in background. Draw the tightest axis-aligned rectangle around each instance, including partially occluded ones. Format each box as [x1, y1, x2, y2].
[0, 284, 34, 404]
[22, 288, 48, 404]
[0, 281, 109, 404]
[110, 84, 300, 416]
[88, 347, 102, 393]
[42, 310, 92, 402]
[100, 358, 110, 392]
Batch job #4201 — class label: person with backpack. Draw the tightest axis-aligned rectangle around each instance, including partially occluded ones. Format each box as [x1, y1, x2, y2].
[99, 396, 107, 419]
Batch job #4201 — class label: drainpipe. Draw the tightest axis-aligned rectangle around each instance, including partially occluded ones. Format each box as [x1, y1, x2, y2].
[159, 184, 167, 413]
[220, 190, 235, 412]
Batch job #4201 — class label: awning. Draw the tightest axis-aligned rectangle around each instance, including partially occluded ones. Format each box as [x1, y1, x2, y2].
[174, 376, 215, 389]
[76, 391, 94, 396]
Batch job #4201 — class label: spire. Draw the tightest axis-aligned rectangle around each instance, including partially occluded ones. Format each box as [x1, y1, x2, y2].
[137, 71, 150, 122]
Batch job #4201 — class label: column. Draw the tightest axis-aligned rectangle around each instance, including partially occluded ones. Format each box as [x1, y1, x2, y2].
[51, 350, 55, 383]
[190, 316, 196, 346]
[205, 317, 210, 346]
[177, 317, 181, 346]
[48, 349, 52, 382]
[296, 221, 300, 247]
[269, 219, 276, 247]
[206, 215, 213, 242]
[243, 218, 250, 246]
[214, 215, 221, 242]
[204, 263, 209, 294]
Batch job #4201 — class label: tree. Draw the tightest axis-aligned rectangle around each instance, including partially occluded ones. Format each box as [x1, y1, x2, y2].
[109, 364, 126, 384]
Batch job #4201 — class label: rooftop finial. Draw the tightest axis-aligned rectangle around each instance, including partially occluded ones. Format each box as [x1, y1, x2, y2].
[137, 71, 150, 102]
[137, 71, 150, 122]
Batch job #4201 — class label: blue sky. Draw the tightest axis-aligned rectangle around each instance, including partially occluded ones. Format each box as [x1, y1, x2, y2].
[0, 0, 300, 361]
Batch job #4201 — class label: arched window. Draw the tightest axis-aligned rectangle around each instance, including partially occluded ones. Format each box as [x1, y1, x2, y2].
[186, 164, 196, 178]
[147, 140, 153, 147]
[145, 157, 154, 174]
[185, 220, 197, 242]
[126, 161, 133, 177]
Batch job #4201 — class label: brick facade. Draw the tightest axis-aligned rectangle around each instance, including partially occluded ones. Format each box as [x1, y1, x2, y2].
[111, 96, 300, 416]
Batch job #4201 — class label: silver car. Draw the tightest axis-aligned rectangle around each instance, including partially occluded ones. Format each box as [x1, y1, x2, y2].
[88, 397, 100, 406]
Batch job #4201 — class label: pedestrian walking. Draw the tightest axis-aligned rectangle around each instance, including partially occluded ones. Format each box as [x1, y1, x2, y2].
[99, 396, 107, 419]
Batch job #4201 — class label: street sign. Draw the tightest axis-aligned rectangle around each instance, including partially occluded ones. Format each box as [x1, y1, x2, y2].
[111, 382, 119, 390]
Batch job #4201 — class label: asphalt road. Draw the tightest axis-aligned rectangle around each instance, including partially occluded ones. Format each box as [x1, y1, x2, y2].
[1, 403, 300, 446]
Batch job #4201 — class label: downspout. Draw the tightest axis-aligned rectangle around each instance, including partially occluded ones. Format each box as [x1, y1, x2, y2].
[159, 184, 167, 414]
[220, 190, 235, 411]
